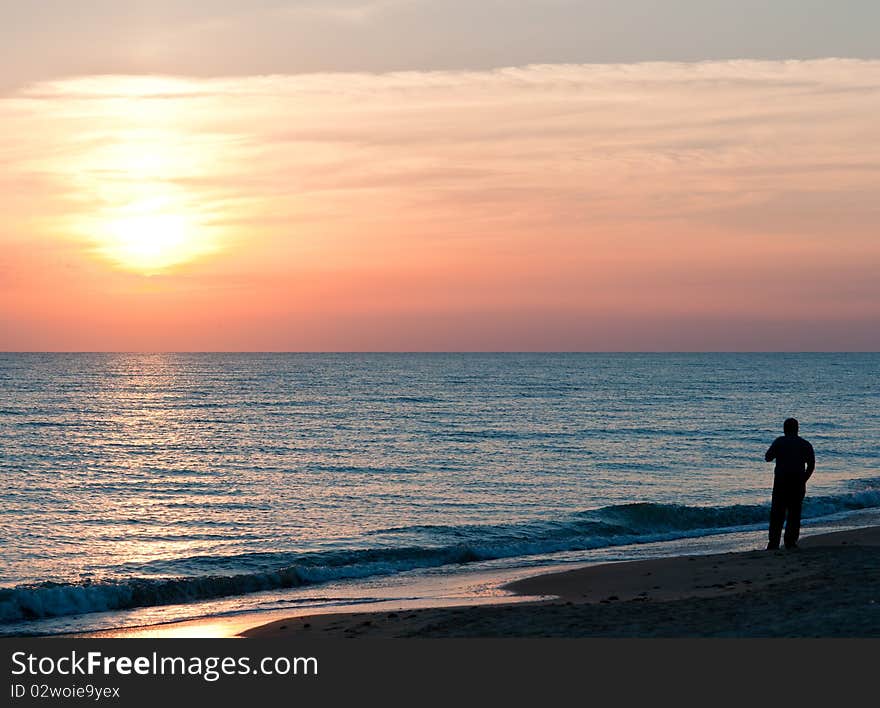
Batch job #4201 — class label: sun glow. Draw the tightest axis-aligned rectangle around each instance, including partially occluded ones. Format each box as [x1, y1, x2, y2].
[76, 190, 219, 275]
[40, 77, 230, 275]
[99, 212, 200, 273]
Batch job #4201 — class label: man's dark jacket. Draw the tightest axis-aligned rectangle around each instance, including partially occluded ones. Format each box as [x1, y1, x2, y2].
[765, 434, 815, 483]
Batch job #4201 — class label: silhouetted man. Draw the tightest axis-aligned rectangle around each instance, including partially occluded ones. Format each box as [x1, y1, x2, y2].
[765, 418, 815, 550]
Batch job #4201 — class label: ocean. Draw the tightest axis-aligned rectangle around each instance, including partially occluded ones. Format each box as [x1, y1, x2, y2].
[1, 353, 878, 635]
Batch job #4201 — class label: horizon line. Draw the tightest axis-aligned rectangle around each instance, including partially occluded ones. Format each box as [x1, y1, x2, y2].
[2, 351, 878, 356]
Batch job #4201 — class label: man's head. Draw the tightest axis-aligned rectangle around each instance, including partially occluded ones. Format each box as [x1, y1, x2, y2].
[784, 418, 799, 436]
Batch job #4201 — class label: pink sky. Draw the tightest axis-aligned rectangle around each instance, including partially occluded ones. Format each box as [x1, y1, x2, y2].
[2, 60, 879, 350]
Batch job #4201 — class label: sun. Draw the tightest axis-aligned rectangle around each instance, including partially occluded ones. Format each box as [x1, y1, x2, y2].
[56, 78, 226, 275]
[101, 212, 195, 273]
[81, 193, 219, 275]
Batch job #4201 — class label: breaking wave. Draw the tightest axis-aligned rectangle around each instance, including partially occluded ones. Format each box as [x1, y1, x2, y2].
[3, 480, 879, 624]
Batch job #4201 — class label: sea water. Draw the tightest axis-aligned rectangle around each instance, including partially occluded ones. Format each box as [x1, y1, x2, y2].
[1, 353, 878, 634]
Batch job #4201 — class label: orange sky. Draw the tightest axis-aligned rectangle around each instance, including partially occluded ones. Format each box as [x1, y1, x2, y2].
[2, 61, 879, 350]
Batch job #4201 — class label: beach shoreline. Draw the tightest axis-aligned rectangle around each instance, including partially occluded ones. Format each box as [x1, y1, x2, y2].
[25, 518, 880, 639]
[241, 525, 880, 638]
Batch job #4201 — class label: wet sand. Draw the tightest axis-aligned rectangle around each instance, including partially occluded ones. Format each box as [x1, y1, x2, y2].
[243, 525, 880, 638]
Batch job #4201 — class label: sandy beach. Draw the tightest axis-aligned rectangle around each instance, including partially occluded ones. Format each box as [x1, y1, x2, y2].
[242, 525, 880, 638]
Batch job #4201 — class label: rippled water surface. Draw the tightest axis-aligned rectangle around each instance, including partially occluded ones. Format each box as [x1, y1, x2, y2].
[1, 353, 878, 631]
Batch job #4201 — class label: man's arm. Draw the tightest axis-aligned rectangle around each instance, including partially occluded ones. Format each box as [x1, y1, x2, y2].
[765, 438, 778, 462]
[805, 441, 816, 481]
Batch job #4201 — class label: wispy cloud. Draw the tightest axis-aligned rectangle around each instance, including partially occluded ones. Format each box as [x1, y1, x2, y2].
[3, 1, 879, 92]
[2, 59, 879, 349]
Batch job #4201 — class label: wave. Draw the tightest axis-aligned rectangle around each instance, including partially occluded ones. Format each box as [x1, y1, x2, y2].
[3, 481, 880, 625]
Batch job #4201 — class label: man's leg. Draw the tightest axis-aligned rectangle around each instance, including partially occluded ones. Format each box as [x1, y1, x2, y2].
[784, 482, 806, 549]
[768, 484, 785, 550]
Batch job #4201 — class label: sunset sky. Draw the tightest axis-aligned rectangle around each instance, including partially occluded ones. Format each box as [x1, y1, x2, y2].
[2, 1, 879, 351]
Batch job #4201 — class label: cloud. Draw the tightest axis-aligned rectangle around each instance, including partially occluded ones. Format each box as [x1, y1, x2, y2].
[2, 1, 879, 91]
[6, 59, 878, 233]
[1, 59, 879, 349]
